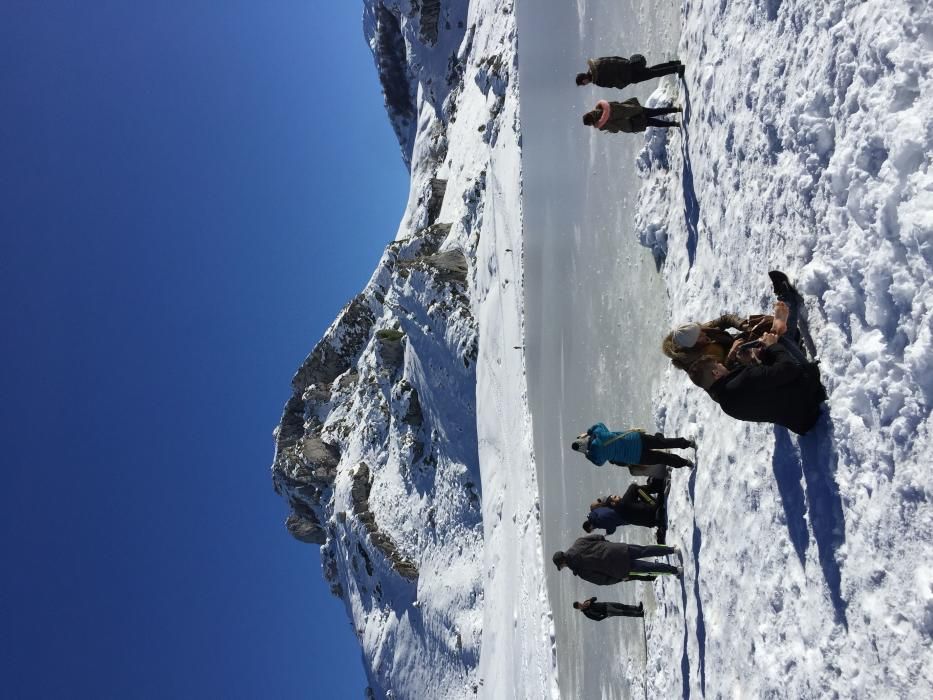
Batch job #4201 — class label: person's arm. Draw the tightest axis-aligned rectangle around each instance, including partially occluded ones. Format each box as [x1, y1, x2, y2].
[706, 313, 745, 331]
[589, 423, 610, 439]
[739, 338, 802, 388]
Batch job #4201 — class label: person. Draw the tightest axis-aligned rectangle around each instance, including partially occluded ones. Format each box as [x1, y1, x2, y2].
[582, 99, 680, 133]
[553, 535, 682, 583]
[584, 482, 663, 533]
[662, 314, 776, 371]
[663, 270, 807, 371]
[571, 423, 695, 470]
[576, 55, 684, 89]
[686, 334, 826, 435]
[686, 270, 826, 434]
[574, 597, 644, 621]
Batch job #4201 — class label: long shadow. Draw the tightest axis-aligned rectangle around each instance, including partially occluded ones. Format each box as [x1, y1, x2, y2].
[680, 83, 700, 269]
[687, 469, 707, 696]
[798, 412, 848, 628]
[679, 577, 691, 700]
[771, 428, 810, 565]
[773, 414, 848, 627]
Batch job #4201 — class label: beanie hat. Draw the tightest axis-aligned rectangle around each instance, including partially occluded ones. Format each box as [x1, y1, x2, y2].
[673, 323, 702, 348]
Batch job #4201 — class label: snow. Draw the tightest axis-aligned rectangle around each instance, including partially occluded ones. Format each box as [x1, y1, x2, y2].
[627, 0, 933, 697]
[280, 0, 933, 697]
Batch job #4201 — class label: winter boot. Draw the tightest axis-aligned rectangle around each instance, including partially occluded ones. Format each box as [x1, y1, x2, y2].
[768, 270, 801, 301]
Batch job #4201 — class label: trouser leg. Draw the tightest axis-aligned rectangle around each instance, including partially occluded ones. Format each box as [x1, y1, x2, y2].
[643, 106, 680, 117]
[645, 117, 679, 128]
[637, 63, 681, 80]
[779, 335, 809, 364]
[603, 602, 644, 618]
[630, 559, 680, 575]
[641, 434, 692, 450]
[640, 448, 692, 468]
[776, 290, 802, 343]
[627, 544, 677, 559]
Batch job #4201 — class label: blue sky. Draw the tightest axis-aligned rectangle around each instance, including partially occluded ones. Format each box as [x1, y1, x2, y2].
[1, 2, 408, 697]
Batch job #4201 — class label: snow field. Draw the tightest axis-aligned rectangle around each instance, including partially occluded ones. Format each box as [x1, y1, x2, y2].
[632, 0, 933, 697]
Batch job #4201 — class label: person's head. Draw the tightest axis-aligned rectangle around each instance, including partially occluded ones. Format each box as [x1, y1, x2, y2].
[582, 520, 594, 533]
[572, 601, 582, 609]
[575, 72, 592, 86]
[582, 112, 595, 126]
[687, 357, 730, 389]
[552, 551, 567, 570]
[571, 436, 589, 453]
[672, 323, 703, 349]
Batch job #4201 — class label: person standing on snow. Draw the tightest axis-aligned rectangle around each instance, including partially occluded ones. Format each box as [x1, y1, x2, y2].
[553, 534, 683, 583]
[584, 482, 664, 533]
[575, 55, 684, 89]
[573, 597, 645, 621]
[582, 98, 681, 132]
[572, 423, 695, 471]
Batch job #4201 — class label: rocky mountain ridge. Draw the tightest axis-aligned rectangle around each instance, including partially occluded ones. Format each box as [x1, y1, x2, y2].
[269, 2, 535, 697]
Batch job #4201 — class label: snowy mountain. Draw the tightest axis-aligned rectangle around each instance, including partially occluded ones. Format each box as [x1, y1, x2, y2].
[272, 0, 933, 698]
[271, 2, 556, 698]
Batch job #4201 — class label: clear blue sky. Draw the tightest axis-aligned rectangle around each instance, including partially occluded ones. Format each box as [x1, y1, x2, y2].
[0, 2, 407, 697]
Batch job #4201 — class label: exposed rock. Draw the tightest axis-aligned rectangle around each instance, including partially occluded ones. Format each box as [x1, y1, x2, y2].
[398, 248, 468, 284]
[291, 295, 375, 393]
[419, 0, 442, 45]
[285, 513, 326, 545]
[350, 463, 420, 581]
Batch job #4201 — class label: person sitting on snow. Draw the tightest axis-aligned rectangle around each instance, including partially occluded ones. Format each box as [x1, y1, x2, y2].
[663, 270, 805, 372]
[576, 55, 684, 89]
[574, 597, 645, 621]
[553, 535, 682, 584]
[686, 331, 827, 435]
[582, 98, 681, 133]
[584, 482, 664, 533]
[572, 423, 695, 473]
[662, 314, 776, 371]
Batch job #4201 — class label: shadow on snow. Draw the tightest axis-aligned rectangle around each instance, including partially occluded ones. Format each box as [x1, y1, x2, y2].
[771, 412, 848, 628]
[680, 83, 700, 271]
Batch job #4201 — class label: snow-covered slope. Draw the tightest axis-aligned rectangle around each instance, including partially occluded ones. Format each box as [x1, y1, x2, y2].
[632, 0, 933, 697]
[271, 2, 557, 698]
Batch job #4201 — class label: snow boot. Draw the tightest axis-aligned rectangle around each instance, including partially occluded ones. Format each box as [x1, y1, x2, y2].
[768, 270, 801, 301]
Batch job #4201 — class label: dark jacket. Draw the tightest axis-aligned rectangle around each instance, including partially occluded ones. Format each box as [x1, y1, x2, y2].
[563, 534, 643, 584]
[587, 55, 647, 89]
[586, 507, 628, 535]
[708, 341, 826, 435]
[595, 98, 646, 133]
[580, 598, 643, 621]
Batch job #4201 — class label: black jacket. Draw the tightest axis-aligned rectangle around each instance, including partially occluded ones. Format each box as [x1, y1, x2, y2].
[587, 55, 647, 89]
[581, 599, 643, 621]
[564, 535, 640, 585]
[708, 341, 826, 435]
